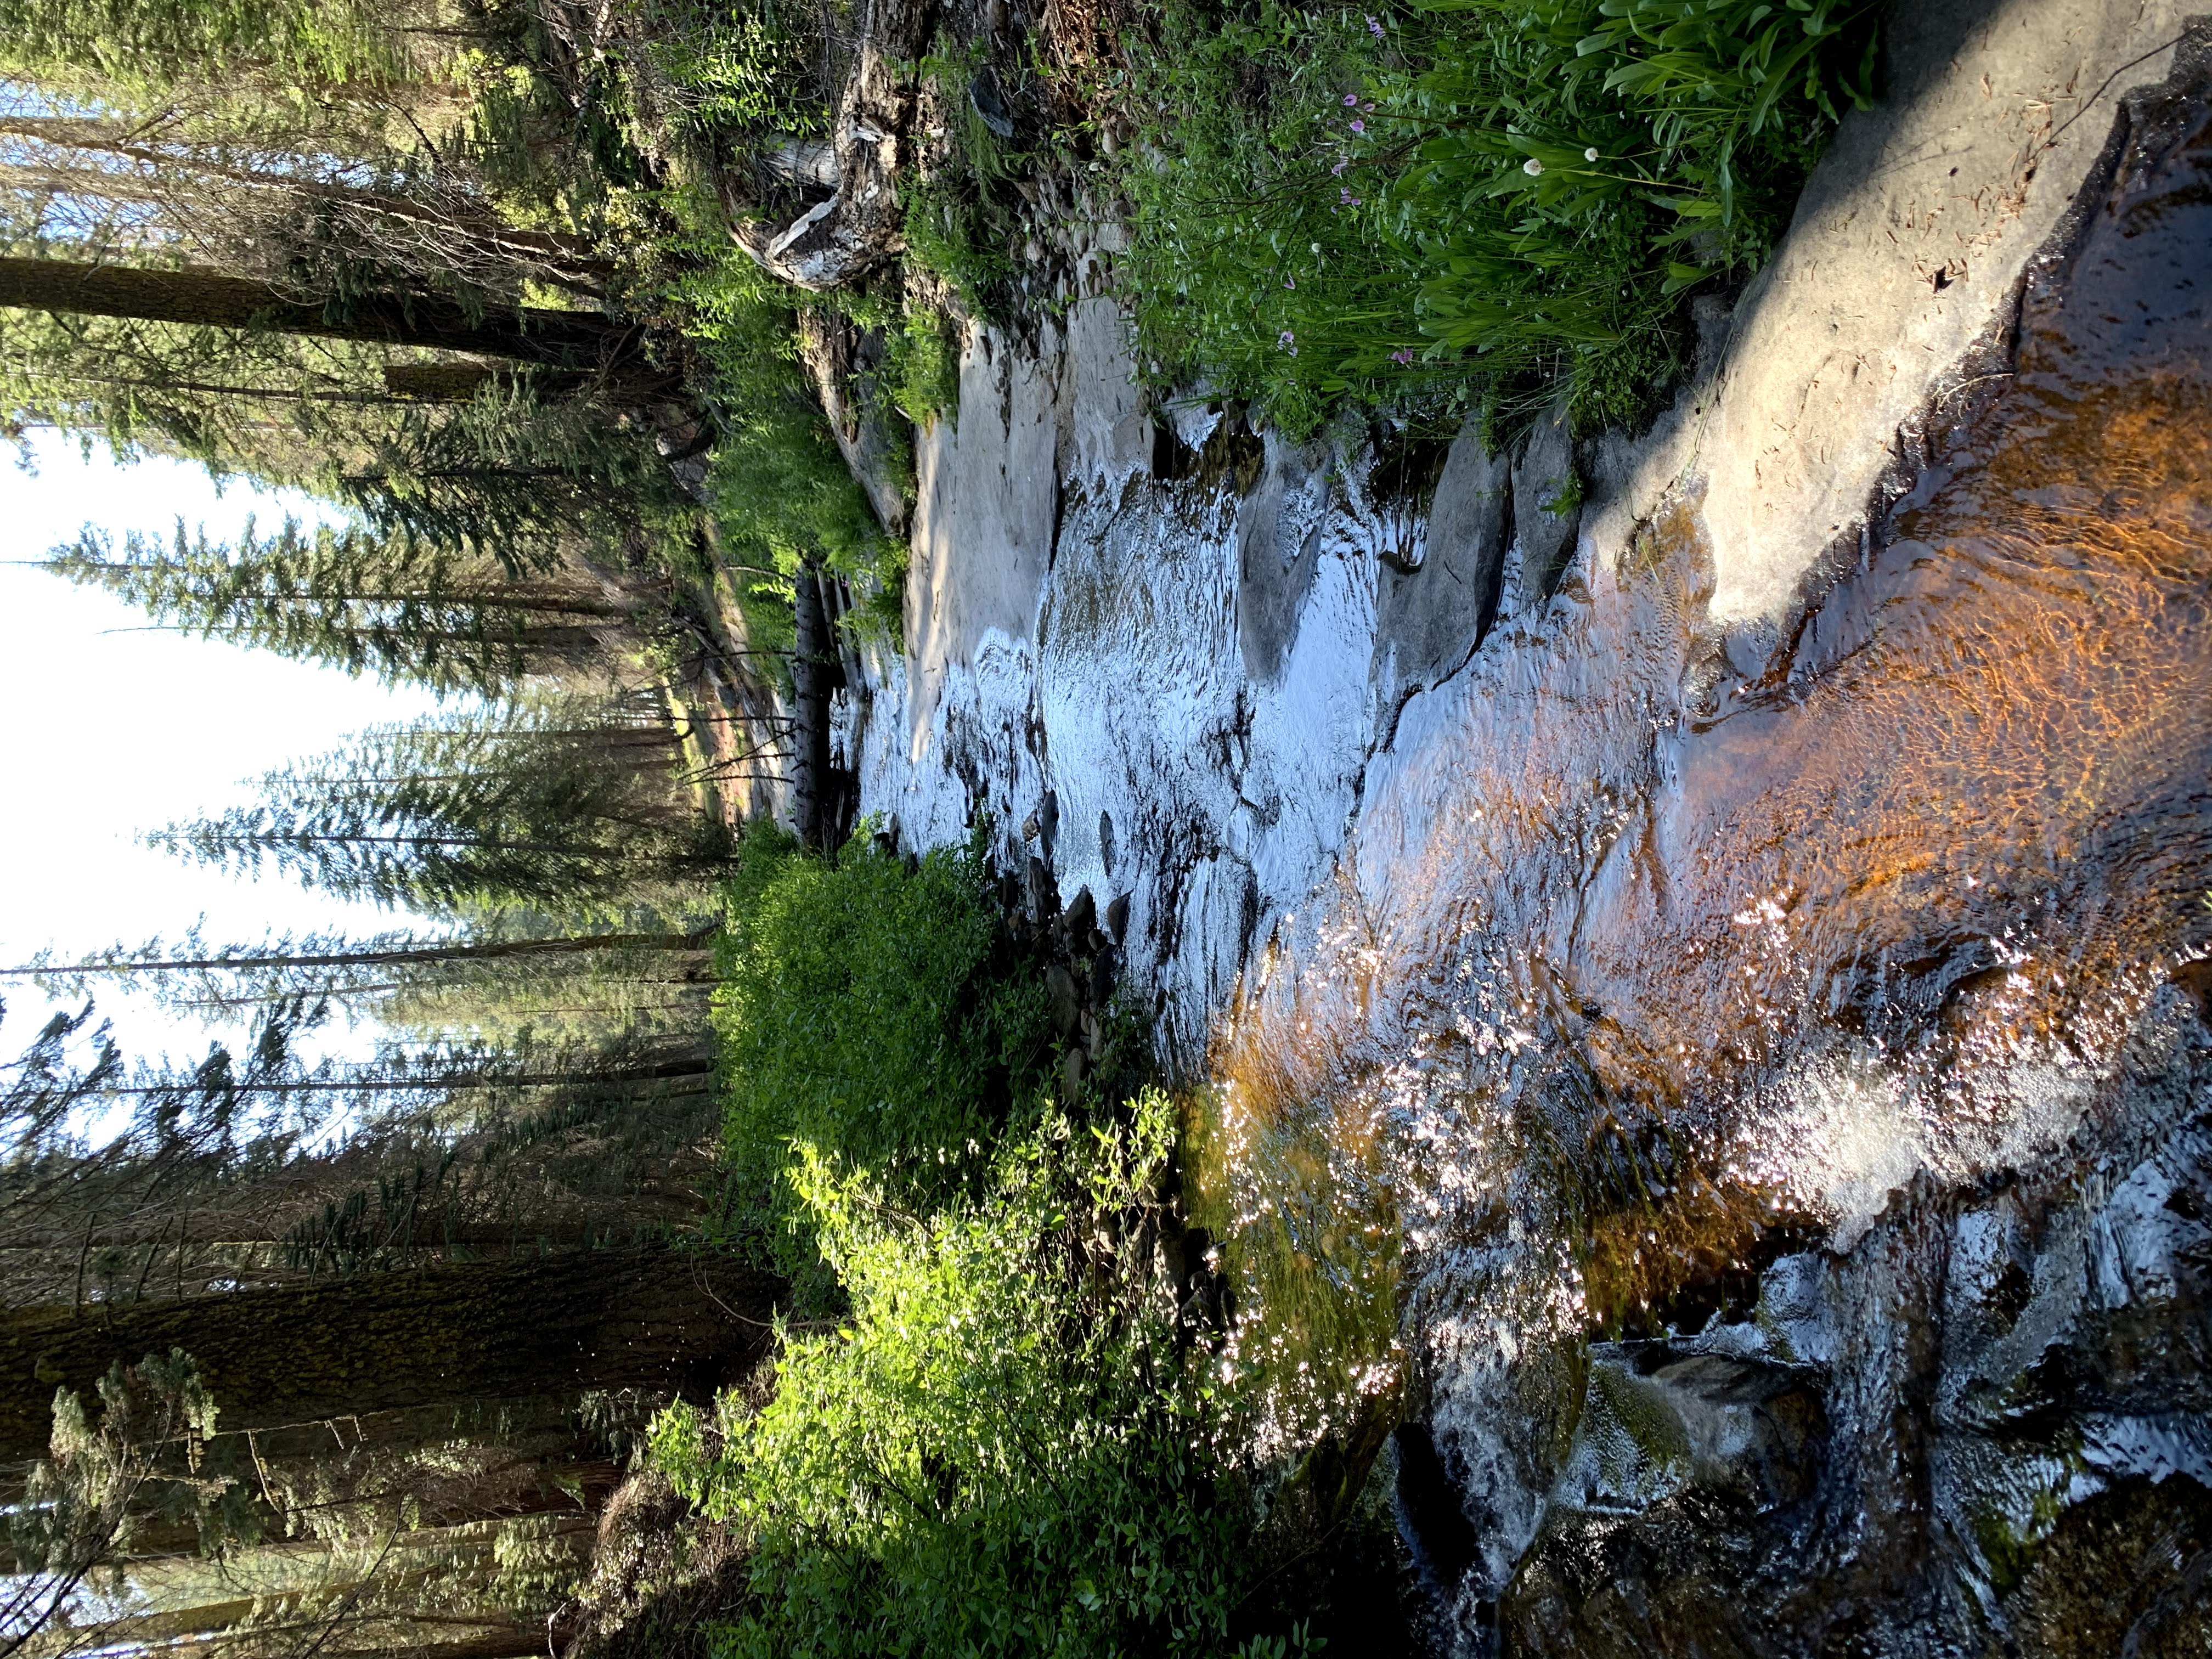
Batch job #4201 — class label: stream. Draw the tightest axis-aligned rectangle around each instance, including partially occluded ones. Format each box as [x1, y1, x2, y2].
[846, 38, 2212, 1658]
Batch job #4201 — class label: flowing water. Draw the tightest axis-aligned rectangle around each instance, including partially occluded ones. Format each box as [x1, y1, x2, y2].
[1199, 108, 2212, 1648]
[854, 98, 2212, 1654]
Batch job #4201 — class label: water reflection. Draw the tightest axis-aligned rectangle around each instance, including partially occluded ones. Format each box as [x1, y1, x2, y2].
[1198, 116, 2212, 1446]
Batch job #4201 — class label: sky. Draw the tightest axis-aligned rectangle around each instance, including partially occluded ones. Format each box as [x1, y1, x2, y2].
[0, 432, 452, 1072]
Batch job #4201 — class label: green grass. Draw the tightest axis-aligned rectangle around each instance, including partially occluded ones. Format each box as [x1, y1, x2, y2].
[1113, 0, 1878, 436]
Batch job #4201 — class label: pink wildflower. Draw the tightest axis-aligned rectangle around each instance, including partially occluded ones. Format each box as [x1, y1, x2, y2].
[1349, 118, 1364, 133]
[1344, 94, 1359, 106]
[1390, 348, 1415, 365]
[1367, 13, 1384, 35]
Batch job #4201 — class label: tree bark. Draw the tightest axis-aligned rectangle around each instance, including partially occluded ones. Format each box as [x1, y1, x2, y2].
[0, 257, 629, 371]
[787, 563, 843, 850]
[0, 1247, 780, 1462]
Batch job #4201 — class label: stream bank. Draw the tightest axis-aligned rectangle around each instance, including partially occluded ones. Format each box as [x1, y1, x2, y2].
[836, 0, 2212, 1649]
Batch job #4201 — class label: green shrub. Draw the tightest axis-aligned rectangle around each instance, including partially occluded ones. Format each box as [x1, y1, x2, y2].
[881, 304, 961, 428]
[670, 253, 901, 642]
[712, 822, 1052, 1276]
[1115, 0, 1878, 434]
[653, 1095, 1279, 1659]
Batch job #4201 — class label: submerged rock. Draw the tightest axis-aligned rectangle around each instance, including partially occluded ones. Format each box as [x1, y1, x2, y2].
[1479, 1057, 2212, 1657]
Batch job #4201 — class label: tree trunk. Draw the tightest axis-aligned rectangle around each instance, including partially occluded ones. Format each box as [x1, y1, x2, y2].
[0, 1247, 780, 1462]
[0, 257, 629, 371]
[787, 563, 843, 850]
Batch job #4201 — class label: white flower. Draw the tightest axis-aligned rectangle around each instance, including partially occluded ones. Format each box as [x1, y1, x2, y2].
[1584, 146, 1599, 161]
[1522, 157, 1544, 176]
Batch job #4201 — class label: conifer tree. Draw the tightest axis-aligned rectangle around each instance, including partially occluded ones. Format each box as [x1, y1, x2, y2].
[48, 518, 629, 692]
[144, 702, 730, 913]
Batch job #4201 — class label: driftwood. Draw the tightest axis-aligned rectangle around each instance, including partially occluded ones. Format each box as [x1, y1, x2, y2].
[724, 0, 941, 291]
[787, 562, 850, 849]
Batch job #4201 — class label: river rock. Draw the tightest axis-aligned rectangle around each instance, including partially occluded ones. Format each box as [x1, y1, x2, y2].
[1025, 854, 1057, 924]
[1044, 964, 1080, 1039]
[1064, 884, 1096, 942]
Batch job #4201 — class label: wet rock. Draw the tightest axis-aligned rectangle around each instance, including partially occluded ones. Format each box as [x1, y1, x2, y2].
[1025, 855, 1058, 924]
[1236, 428, 1329, 682]
[1099, 810, 1118, 877]
[1105, 892, 1131, 945]
[1087, 947, 1116, 1008]
[1373, 417, 1511, 734]
[1504, 399, 1579, 616]
[1393, 1424, 1483, 1616]
[1062, 1043, 1087, 1099]
[1454, 1068, 2212, 1659]
[1065, 885, 1097, 943]
[1044, 964, 1080, 1040]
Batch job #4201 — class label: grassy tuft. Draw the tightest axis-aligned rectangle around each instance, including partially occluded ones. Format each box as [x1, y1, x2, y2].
[1113, 0, 1878, 435]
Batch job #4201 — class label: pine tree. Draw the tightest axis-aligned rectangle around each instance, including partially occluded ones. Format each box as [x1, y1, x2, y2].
[48, 518, 631, 692]
[143, 701, 731, 913]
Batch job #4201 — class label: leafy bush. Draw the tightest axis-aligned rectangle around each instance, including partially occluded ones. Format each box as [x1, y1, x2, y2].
[1115, 0, 1878, 434]
[653, 1096, 1280, 1659]
[881, 303, 962, 428]
[712, 823, 1052, 1275]
[670, 252, 900, 643]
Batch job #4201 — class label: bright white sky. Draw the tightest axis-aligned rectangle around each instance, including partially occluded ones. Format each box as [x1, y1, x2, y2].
[0, 432, 452, 1071]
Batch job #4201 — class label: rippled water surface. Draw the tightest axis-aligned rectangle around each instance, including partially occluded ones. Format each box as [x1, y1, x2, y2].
[1198, 120, 2212, 1451]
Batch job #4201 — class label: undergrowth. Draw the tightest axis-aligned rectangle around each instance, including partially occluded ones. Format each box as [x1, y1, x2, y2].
[668, 241, 903, 651]
[902, 35, 1030, 320]
[653, 1094, 1306, 1659]
[1113, 0, 1880, 436]
[618, 4, 906, 648]
[710, 821, 1053, 1289]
